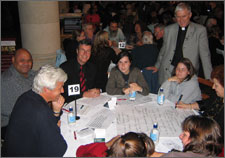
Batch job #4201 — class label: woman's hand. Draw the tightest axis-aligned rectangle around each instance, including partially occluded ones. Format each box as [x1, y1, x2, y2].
[129, 83, 142, 92]
[122, 87, 131, 95]
[177, 101, 200, 110]
[168, 76, 181, 83]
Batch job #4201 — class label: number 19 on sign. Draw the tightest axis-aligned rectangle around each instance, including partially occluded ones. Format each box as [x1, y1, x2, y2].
[68, 84, 80, 96]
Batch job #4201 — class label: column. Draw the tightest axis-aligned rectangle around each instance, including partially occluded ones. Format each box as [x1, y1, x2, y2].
[18, 1, 60, 70]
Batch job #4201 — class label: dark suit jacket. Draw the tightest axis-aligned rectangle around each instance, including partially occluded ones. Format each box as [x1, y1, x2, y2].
[60, 59, 97, 103]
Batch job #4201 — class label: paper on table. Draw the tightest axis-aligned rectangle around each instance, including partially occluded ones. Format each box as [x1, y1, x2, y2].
[86, 108, 116, 129]
[116, 93, 153, 106]
[155, 137, 183, 153]
[77, 95, 111, 106]
[116, 105, 196, 137]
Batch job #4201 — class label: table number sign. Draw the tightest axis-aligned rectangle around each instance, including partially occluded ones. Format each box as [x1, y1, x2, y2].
[68, 84, 80, 96]
[118, 42, 126, 49]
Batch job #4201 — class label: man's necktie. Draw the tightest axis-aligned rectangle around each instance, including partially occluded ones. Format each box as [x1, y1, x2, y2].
[79, 66, 86, 92]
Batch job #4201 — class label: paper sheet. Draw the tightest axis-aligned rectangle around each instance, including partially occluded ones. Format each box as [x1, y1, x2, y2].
[116, 93, 154, 106]
[155, 137, 183, 153]
[86, 108, 116, 129]
[76, 95, 111, 106]
[116, 105, 195, 137]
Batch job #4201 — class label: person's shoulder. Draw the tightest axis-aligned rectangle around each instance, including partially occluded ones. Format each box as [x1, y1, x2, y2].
[60, 59, 75, 68]
[165, 23, 177, 30]
[131, 67, 142, 73]
[111, 67, 119, 73]
[86, 61, 97, 70]
[190, 22, 206, 30]
[2, 68, 13, 79]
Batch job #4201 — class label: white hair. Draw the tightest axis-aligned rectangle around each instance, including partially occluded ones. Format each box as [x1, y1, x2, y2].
[175, 2, 191, 14]
[32, 65, 67, 94]
[142, 31, 153, 44]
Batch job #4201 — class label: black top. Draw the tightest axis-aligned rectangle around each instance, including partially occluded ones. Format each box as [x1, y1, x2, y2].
[155, 38, 163, 51]
[63, 38, 78, 61]
[90, 47, 117, 92]
[60, 58, 97, 103]
[197, 92, 224, 143]
[208, 36, 224, 67]
[4, 90, 67, 157]
[131, 44, 159, 70]
[171, 25, 189, 66]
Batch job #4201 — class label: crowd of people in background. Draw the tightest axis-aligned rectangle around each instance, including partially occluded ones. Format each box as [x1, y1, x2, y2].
[1, 1, 224, 157]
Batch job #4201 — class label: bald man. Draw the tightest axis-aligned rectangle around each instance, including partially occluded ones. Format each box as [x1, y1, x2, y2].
[1, 48, 36, 134]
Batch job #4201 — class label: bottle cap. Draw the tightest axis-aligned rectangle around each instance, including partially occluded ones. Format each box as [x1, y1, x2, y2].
[69, 106, 73, 112]
[153, 123, 158, 128]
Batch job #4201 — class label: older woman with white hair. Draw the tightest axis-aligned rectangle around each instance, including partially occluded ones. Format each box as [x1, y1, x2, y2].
[4, 65, 68, 157]
[131, 31, 160, 93]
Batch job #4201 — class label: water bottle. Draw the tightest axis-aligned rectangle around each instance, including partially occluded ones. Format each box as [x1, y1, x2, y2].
[157, 88, 165, 105]
[67, 106, 76, 125]
[129, 91, 136, 101]
[150, 123, 160, 144]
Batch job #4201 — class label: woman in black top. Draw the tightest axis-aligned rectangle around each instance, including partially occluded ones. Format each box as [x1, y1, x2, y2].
[91, 30, 118, 92]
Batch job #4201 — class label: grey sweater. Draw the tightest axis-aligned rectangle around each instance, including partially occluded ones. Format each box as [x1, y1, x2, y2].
[160, 75, 202, 104]
[1, 65, 36, 127]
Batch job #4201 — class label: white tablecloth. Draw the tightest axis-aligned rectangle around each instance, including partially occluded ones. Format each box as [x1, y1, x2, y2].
[61, 93, 197, 157]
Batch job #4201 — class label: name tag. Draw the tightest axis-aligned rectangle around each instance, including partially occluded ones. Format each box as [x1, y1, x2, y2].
[68, 84, 80, 96]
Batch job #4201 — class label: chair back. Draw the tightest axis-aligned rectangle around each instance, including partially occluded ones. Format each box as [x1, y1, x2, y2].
[142, 69, 160, 94]
[198, 77, 213, 100]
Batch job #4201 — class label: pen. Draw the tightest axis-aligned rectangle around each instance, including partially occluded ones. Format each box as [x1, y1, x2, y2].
[62, 108, 70, 112]
[80, 105, 84, 109]
[74, 131, 77, 140]
[175, 94, 183, 108]
[118, 99, 127, 101]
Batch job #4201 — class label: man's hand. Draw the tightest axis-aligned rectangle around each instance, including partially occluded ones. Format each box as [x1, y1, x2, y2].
[145, 66, 158, 73]
[83, 88, 100, 98]
[52, 95, 65, 114]
[57, 120, 61, 127]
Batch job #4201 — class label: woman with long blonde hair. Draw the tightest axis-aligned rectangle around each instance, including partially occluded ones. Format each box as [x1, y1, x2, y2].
[91, 30, 118, 92]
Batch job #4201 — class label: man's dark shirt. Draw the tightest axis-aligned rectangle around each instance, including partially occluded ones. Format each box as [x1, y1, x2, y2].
[60, 58, 97, 103]
[171, 25, 189, 66]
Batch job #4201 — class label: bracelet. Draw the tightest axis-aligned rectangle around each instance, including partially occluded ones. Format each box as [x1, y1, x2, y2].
[53, 111, 61, 114]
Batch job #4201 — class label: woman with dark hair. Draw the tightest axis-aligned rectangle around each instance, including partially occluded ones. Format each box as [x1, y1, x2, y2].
[128, 21, 148, 46]
[90, 30, 118, 92]
[63, 29, 85, 60]
[106, 50, 149, 95]
[153, 115, 223, 157]
[76, 132, 155, 157]
[160, 58, 201, 104]
[177, 65, 224, 143]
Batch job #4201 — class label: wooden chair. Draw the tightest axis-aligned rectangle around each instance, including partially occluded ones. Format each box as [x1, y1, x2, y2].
[198, 77, 213, 100]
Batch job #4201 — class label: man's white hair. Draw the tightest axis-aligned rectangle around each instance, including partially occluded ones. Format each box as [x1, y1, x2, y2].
[142, 31, 153, 44]
[32, 65, 67, 94]
[175, 2, 191, 14]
